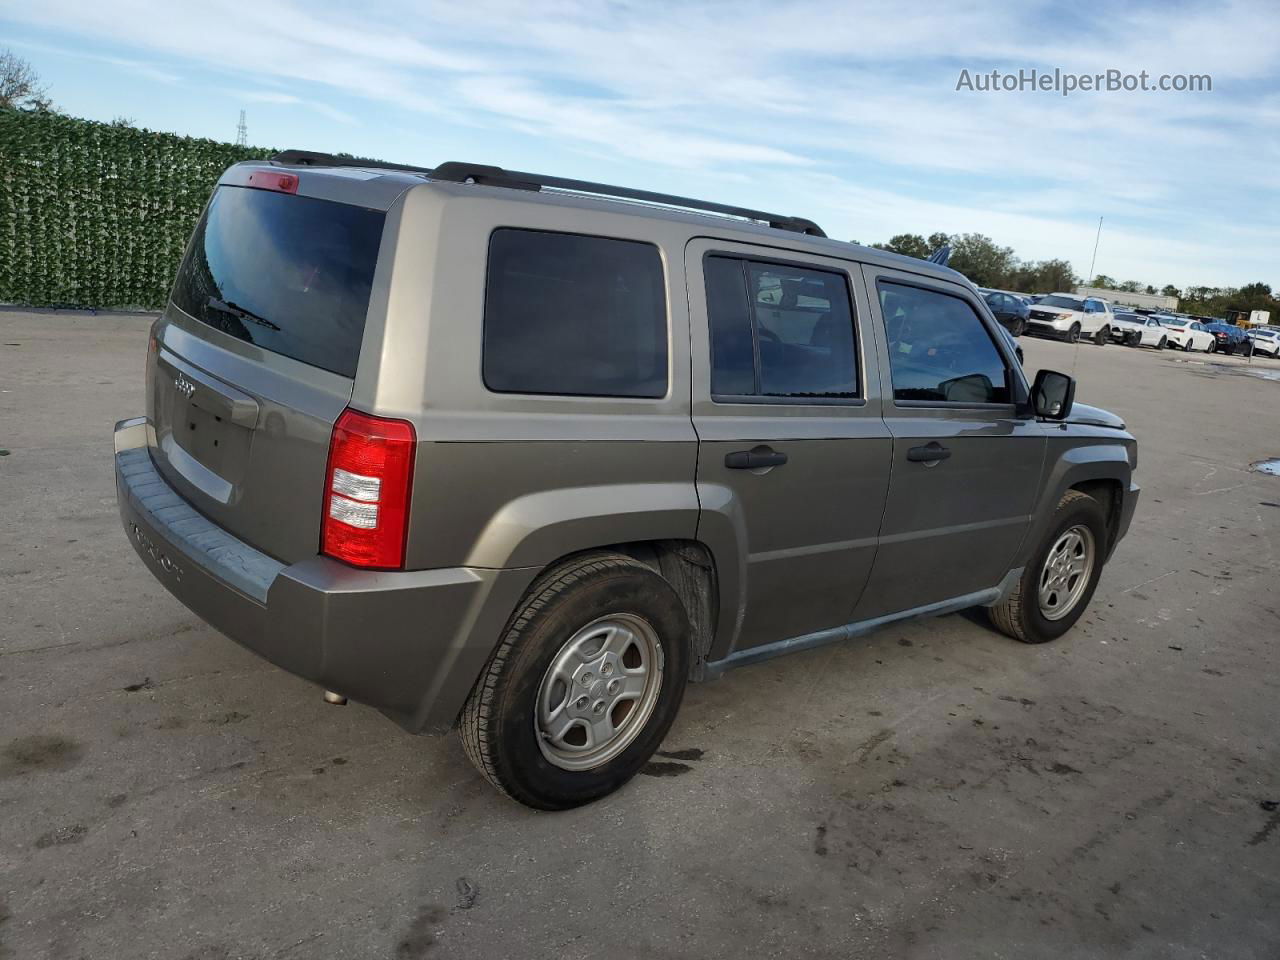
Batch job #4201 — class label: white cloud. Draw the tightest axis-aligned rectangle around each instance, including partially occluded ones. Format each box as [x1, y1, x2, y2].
[6, 0, 1278, 285]
[228, 89, 358, 124]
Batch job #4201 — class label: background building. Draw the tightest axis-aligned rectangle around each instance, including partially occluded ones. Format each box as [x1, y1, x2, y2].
[1074, 286, 1179, 311]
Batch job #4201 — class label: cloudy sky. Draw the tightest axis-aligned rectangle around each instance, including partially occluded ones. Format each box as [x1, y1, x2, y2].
[3, 0, 1277, 289]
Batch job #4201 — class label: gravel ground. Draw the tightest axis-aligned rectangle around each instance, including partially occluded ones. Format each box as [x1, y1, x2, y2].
[1, 309, 1278, 960]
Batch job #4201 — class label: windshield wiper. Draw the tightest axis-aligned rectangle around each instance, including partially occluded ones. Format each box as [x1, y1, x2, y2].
[207, 297, 280, 332]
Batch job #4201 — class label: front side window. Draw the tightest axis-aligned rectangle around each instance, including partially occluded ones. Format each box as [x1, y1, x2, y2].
[705, 256, 857, 399]
[879, 281, 1012, 405]
[483, 229, 667, 398]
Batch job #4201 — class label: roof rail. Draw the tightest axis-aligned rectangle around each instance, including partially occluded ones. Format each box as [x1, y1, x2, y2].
[429, 161, 826, 237]
[271, 149, 434, 175]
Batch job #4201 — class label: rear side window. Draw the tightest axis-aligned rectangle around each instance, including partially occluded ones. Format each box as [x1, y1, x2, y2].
[879, 281, 1012, 405]
[483, 229, 667, 398]
[171, 186, 384, 378]
[705, 255, 858, 400]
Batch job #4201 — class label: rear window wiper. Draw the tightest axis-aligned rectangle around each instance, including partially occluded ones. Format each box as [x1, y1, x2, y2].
[207, 297, 281, 332]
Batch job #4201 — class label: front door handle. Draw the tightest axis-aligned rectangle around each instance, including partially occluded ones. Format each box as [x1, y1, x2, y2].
[725, 448, 788, 469]
[906, 442, 951, 463]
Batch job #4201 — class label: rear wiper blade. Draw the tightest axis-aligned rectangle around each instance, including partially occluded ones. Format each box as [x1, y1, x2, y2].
[207, 297, 280, 332]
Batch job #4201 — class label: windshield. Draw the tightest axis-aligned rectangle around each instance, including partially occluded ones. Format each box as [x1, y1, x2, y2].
[1039, 295, 1083, 310]
[171, 186, 385, 378]
[1158, 319, 1186, 327]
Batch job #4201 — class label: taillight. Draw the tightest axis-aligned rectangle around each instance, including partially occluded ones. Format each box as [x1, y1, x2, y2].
[321, 409, 416, 569]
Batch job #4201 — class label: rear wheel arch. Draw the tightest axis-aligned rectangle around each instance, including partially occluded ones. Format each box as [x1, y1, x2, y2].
[503, 539, 720, 683]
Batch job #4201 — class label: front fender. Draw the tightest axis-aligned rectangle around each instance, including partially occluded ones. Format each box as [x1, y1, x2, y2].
[463, 482, 701, 569]
[1017, 433, 1135, 567]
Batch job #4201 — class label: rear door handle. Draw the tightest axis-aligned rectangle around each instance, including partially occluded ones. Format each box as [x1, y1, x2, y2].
[906, 442, 951, 463]
[725, 449, 788, 469]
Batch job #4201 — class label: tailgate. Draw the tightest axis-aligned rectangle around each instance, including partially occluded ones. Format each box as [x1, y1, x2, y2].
[147, 183, 386, 564]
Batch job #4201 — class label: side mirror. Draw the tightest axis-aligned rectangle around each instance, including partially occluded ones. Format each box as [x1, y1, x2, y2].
[1031, 369, 1075, 420]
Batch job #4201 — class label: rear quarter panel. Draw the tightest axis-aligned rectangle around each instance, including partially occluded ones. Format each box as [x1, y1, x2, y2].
[363, 184, 701, 572]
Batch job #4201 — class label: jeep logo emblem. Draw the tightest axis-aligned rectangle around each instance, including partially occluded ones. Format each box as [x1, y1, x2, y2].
[174, 374, 196, 398]
[130, 522, 183, 581]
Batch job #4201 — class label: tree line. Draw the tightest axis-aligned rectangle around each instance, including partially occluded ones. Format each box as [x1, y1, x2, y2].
[862, 231, 1279, 320]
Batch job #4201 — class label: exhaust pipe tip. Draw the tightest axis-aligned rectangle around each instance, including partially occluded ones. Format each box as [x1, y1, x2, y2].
[323, 690, 348, 706]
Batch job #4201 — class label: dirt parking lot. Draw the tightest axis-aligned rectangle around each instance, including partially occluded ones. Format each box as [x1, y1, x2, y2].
[1, 309, 1278, 960]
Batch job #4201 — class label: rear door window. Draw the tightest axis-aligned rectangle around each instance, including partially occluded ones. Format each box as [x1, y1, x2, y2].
[483, 229, 667, 398]
[171, 186, 385, 378]
[705, 255, 858, 400]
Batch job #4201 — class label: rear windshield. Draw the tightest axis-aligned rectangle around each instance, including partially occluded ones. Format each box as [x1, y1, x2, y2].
[1039, 295, 1084, 310]
[171, 185, 385, 378]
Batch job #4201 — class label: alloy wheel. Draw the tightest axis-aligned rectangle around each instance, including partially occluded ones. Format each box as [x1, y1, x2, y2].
[534, 614, 664, 771]
[1038, 525, 1095, 621]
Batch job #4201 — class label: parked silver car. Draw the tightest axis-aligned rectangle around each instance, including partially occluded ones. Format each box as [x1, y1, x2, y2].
[115, 154, 1139, 808]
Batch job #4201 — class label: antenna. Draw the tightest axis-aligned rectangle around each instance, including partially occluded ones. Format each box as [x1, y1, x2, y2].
[236, 110, 247, 147]
[1086, 216, 1103, 283]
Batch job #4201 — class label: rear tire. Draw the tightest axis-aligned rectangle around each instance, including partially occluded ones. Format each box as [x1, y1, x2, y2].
[1207, 340, 1217, 354]
[1066, 322, 1081, 343]
[1094, 326, 1109, 346]
[1183, 339, 1193, 352]
[1156, 336, 1166, 350]
[459, 552, 690, 810]
[987, 490, 1108, 644]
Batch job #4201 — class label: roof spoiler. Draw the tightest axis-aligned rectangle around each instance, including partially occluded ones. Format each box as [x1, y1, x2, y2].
[271, 149, 434, 175]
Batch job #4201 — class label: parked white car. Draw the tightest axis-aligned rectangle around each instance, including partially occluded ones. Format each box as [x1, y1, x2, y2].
[1026, 293, 1113, 344]
[1111, 312, 1169, 348]
[1155, 317, 1215, 352]
[1248, 327, 1280, 357]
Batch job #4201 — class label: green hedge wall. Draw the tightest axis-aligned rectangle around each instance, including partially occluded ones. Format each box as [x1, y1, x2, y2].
[0, 110, 274, 310]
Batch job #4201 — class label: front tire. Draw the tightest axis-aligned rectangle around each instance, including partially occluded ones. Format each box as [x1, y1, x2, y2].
[1156, 336, 1166, 350]
[987, 490, 1108, 644]
[459, 553, 690, 810]
[1066, 322, 1082, 343]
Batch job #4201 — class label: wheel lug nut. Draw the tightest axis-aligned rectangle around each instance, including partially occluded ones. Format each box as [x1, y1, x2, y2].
[607, 679, 620, 694]
[601, 662, 614, 676]
[580, 672, 593, 685]
[592, 700, 606, 715]
[574, 696, 589, 709]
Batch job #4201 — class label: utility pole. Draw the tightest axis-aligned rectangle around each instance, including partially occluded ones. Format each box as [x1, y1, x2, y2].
[235, 110, 247, 147]
[1086, 216, 1103, 285]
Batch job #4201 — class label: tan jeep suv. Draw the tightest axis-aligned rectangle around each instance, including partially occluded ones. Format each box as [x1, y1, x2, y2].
[115, 153, 1139, 808]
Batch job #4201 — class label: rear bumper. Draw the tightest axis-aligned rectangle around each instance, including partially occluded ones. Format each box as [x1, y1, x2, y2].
[114, 418, 536, 734]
